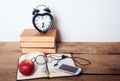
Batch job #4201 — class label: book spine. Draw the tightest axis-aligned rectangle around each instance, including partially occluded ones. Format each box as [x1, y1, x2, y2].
[20, 37, 55, 42]
[21, 48, 56, 54]
[20, 42, 55, 48]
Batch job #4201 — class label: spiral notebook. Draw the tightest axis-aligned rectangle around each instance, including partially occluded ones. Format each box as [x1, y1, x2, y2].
[17, 52, 76, 80]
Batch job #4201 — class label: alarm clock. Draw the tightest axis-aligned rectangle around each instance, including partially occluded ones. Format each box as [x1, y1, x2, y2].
[32, 5, 54, 33]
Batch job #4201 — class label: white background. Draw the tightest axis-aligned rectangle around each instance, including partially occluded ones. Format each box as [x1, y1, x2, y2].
[0, 0, 120, 42]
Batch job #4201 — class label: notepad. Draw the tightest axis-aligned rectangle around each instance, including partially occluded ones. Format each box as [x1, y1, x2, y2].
[17, 52, 76, 80]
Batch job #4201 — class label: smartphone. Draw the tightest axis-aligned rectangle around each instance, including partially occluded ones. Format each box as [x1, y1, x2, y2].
[55, 64, 81, 75]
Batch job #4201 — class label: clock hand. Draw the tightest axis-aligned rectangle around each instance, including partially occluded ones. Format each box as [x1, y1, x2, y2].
[42, 23, 44, 28]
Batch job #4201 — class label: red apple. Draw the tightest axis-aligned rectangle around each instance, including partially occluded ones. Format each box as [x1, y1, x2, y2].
[18, 59, 34, 76]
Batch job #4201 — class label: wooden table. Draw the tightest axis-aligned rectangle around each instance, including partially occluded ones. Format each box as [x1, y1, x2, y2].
[0, 42, 120, 81]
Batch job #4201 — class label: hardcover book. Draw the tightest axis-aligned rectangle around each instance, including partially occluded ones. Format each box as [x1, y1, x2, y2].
[20, 28, 56, 42]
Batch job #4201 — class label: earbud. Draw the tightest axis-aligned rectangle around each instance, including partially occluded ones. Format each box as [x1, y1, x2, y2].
[54, 55, 68, 67]
[32, 9, 40, 15]
[54, 63, 58, 67]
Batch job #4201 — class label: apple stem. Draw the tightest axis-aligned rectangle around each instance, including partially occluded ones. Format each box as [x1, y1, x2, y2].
[31, 57, 36, 62]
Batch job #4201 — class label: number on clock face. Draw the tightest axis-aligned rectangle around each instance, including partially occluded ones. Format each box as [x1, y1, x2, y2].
[35, 15, 52, 31]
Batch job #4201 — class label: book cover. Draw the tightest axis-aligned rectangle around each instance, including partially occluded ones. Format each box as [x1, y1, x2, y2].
[20, 28, 56, 42]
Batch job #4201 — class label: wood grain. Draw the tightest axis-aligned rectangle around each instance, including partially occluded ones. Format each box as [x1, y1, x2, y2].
[0, 42, 120, 81]
[1, 42, 120, 54]
[73, 54, 120, 74]
[32, 75, 120, 81]
[57, 42, 120, 54]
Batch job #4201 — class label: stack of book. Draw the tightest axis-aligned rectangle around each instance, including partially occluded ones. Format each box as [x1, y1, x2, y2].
[20, 28, 56, 54]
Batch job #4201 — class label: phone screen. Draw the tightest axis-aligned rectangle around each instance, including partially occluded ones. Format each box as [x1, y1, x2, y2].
[59, 64, 78, 73]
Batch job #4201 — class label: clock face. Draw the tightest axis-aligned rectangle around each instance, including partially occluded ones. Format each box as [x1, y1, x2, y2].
[33, 13, 53, 33]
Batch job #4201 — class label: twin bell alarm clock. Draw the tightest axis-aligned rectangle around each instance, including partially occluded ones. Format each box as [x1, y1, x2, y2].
[32, 5, 54, 33]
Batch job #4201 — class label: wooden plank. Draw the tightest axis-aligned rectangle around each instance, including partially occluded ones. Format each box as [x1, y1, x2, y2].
[26, 75, 120, 81]
[0, 73, 120, 81]
[0, 64, 120, 81]
[72, 54, 120, 74]
[0, 52, 21, 81]
[0, 42, 21, 52]
[57, 42, 120, 54]
[0, 42, 120, 54]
